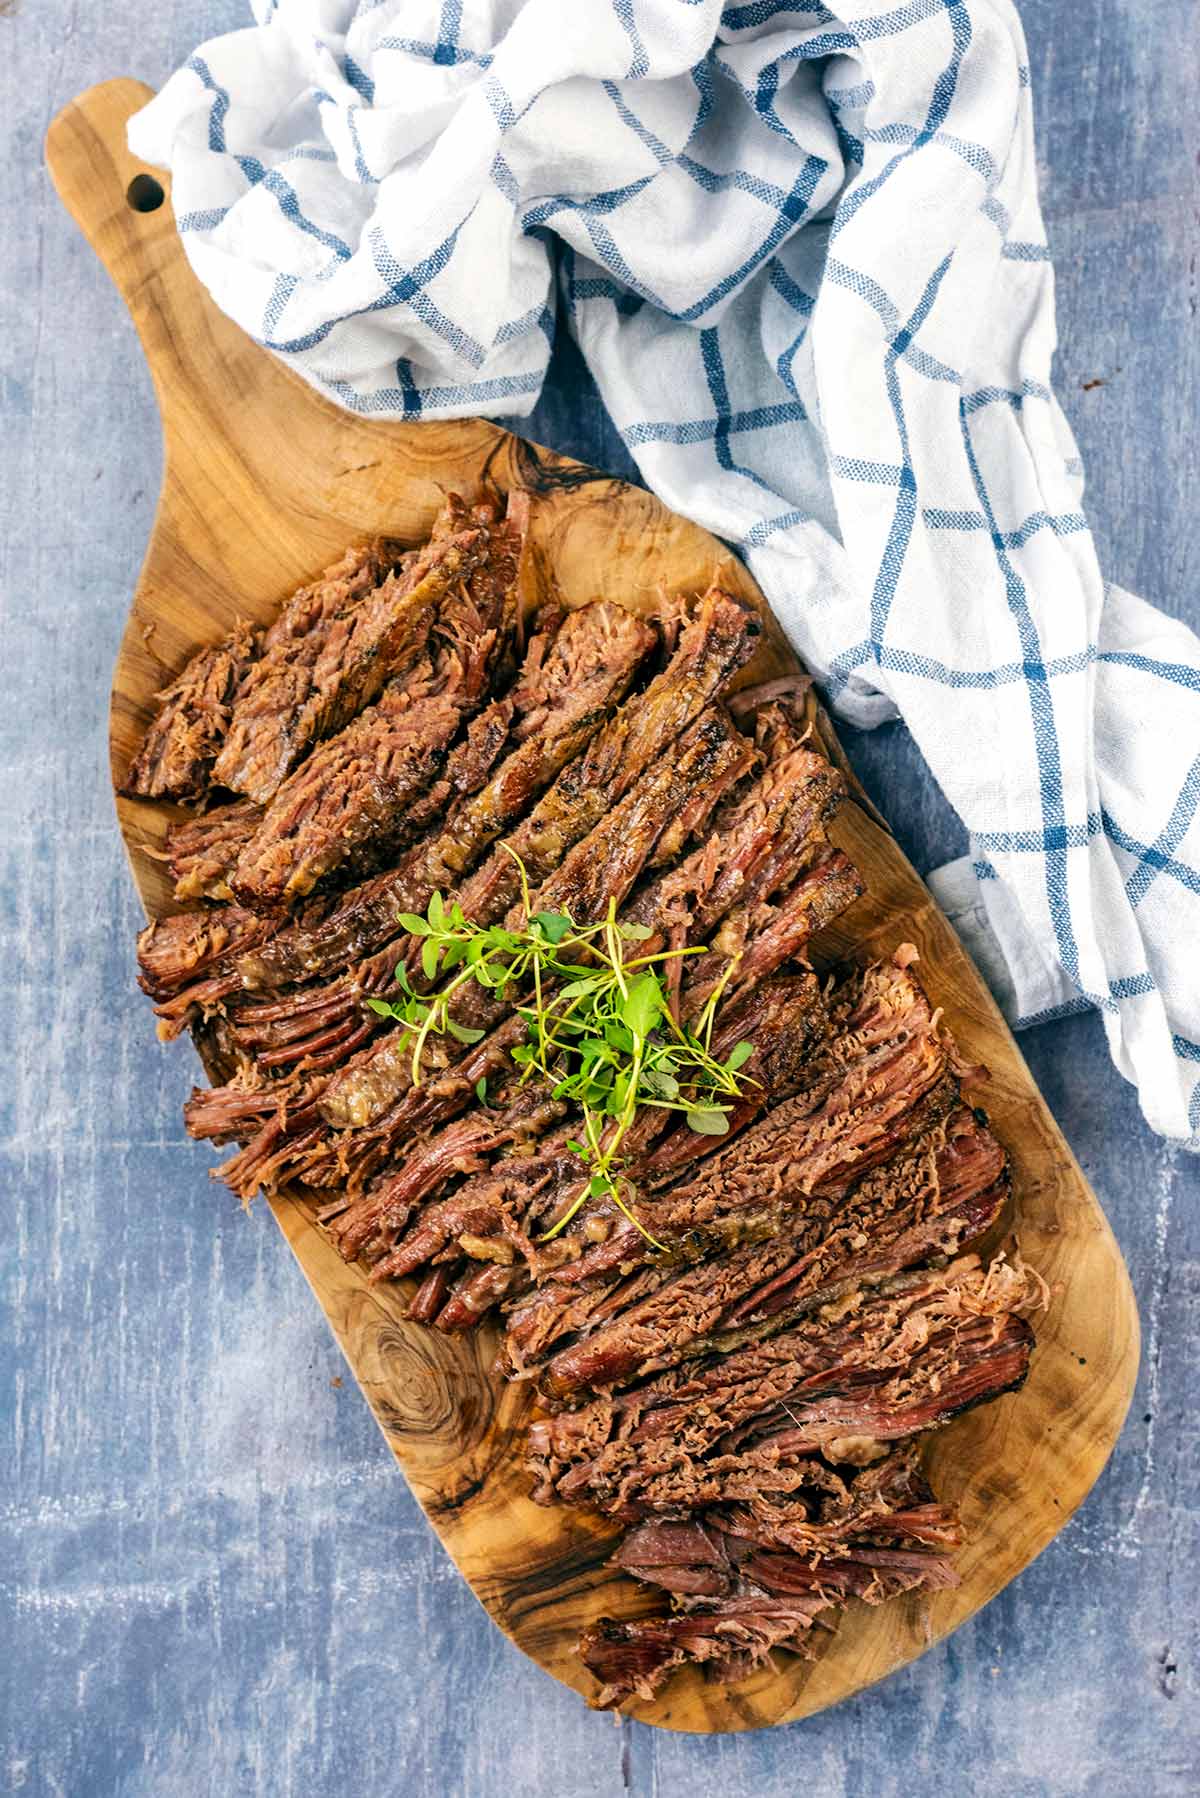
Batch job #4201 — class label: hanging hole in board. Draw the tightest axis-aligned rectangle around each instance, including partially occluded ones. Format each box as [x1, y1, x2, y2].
[126, 174, 165, 214]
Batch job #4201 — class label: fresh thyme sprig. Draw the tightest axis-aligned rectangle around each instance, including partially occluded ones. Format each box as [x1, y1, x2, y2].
[366, 849, 754, 1244]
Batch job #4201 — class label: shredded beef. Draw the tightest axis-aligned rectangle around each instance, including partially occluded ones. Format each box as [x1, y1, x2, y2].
[167, 799, 263, 903]
[121, 618, 261, 802]
[235, 599, 656, 990]
[579, 1601, 829, 1708]
[210, 540, 403, 803]
[136, 905, 275, 1003]
[529, 1254, 1041, 1513]
[129, 496, 1042, 1716]
[577, 1450, 969, 1707]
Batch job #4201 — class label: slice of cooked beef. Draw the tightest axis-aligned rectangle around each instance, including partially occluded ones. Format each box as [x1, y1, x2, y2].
[726, 1310, 1033, 1459]
[579, 1600, 828, 1709]
[136, 906, 276, 1003]
[578, 1446, 964, 1705]
[505, 974, 829, 1290]
[529, 1254, 1040, 1513]
[590, 1309, 1032, 1517]
[656, 745, 847, 949]
[209, 540, 405, 803]
[230, 680, 463, 908]
[235, 600, 656, 991]
[640, 963, 951, 1225]
[153, 971, 248, 1043]
[500, 951, 956, 1372]
[450, 587, 760, 927]
[324, 1083, 568, 1262]
[434, 1260, 521, 1331]
[121, 619, 261, 801]
[182, 1080, 288, 1147]
[230, 496, 528, 909]
[307, 709, 832, 1152]
[359, 1135, 581, 1280]
[531, 1096, 1008, 1400]
[167, 799, 263, 902]
[680, 848, 864, 1017]
[610, 1451, 962, 1600]
[421, 600, 660, 891]
[725, 673, 813, 723]
[510, 707, 755, 939]
[637, 975, 828, 1184]
[614, 1524, 959, 1605]
[406, 1263, 456, 1324]
[610, 734, 851, 1031]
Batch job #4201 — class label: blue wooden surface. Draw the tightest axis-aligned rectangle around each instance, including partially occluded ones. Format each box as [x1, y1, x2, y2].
[2, 6, 1197, 1794]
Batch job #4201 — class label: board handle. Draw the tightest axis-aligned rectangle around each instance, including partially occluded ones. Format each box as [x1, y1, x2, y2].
[45, 82, 191, 406]
[45, 77, 298, 488]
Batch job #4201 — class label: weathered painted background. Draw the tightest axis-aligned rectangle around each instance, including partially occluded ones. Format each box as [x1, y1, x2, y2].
[1, 4, 1197, 1794]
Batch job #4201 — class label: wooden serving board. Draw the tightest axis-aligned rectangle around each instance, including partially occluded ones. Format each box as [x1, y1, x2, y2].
[47, 79, 1139, 1732]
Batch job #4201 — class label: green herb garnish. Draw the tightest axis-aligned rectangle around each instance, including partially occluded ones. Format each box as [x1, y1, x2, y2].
[368, 848, 755, 1246]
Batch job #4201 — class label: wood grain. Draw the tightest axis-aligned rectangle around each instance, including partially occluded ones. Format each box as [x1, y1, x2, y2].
[45, 77, 1139, 1732]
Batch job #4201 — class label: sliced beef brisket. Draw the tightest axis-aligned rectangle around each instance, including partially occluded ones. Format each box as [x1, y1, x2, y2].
[167, 799, 263, 903]
[229, 502, 523, 908]
[129, 498, 1041, 1717]
[499, 950, 959, 1375]
[313, 707, 753, 1138]
[122, 618, 261, 802]
[209, 540, 402, 803]
[205, 707, 750, 1200]
[449, 586, 760, 927]
[531, 1098, 1008, 1400]
[529, 1255, 1040, 1513]
[235, 599, 656, 991]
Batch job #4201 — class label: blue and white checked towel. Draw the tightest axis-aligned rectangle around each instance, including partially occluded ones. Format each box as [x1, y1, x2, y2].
[130, 0, 1200, 1146]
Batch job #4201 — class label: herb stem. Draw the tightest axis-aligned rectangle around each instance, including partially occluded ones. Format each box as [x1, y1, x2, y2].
[369, 853, 755, 1248]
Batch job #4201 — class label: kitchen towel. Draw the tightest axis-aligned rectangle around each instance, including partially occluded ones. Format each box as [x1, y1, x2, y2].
[129, 0, 1200, 1146]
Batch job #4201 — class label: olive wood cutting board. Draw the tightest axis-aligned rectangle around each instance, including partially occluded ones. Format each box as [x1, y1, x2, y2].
[47, 78, 1139, 1732]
